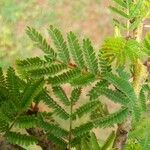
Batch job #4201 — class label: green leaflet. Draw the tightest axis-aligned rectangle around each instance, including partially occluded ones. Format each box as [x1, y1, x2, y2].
[109, 6, 129, 19]
[116, 66, 130, 80]
[144, 33, 150, 55]
[67, 31, 84, 69]
[99, 50, 112, 76]
[49, 25, 70, 63]
[101, 37, 145, 66]
[39, 117, 69, 137]
[113, 19, 127, 29]
[100, 88, 130, 106]
[140, 131, 150, 150]
[6, 132, 37, 147]
[72, 122, 93, 137]
[110, 0, 149, 33]
[27, 63, 67, 79]
[94, 107, 129, 128]
[88, 80, 108, 100]
[26, 27, 56, 58]
[70, 73, 95, 87]
[130, 0, 145, 18]
[15, 115, 37, 129]
[105, 73, 137, 102]
[48, 68, 81, 85]
[21, 78, 44, 110]
[6, 67, 20, 97]
[112, 0, 127, 8]
[0, 68, 5, 87]
[139, 89, 147, 112]
[0, 119, 9, 133]
[52, 86, 70, 106]
[90, 132, 101, 150]
[101, 131, 115, 150]
[16, 57, 52, 78]
[41, 90, 69, 120]
[83, 38, 98, 74]
[80, 139, 91, 150]
[47, 133, 67, 149]
[72, 100, 100, 120]
[70, 88, 81, 105]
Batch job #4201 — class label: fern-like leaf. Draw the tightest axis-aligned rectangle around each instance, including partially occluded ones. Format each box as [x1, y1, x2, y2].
[27, 63, 67, 79]
[90, 132, 101, 150]
[83, 38, 98, 74]
[105, 73, 137, 102]
[26, 27, 56, 58]
[109, 6, 129, 19]
[101, 131, 115, 150]
[72, 122, 93, 137]
[48, 68, 80, 85]
[144, 33, 150, 55]
[49, 25, 70, 63]
[100, 88, 130, 106]
[72, 100, 100, 120]
[41, 91, 69, 119]
[67, 32, 84, 69]
[47, 133, 67, 149]
[21, 78, 44, 110]
[6, 132, 37, 146]
[0, 119, 9, 133]
[0, 68, 5, 87]
[39, 118, 69, 137]
[52, 86, 70, 106]
[70, 73, 95, 87]
[70, 88, 81, 105]
[6, 67, 26, 98]
[112, 0, 127, 8]
[94, 107, 129, 128]
[88, 80, 108, 100]
[99, 50, 112, 76]
[139, 89, 147, 112]
[15, 115, 37, 129]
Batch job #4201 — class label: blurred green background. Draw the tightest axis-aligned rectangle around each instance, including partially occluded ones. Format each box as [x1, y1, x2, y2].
[0, 0, 113, 69]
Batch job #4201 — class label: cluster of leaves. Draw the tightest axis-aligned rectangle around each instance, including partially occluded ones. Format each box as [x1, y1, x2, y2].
[0, 22, 149, 149]
[0, 0, 150, 149]
[110, 0, 150, 33]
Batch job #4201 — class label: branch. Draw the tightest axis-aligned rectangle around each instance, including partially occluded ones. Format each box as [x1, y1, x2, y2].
[26, 128, 58, 150]
[0, 137, 25, 150]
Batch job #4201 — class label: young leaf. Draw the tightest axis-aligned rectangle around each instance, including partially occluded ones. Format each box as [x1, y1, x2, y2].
[109, 6, 129, 19]
[112, 0, 127, 8]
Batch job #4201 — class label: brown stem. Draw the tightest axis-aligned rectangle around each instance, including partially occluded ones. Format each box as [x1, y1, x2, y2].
[113, 117, 132, 150]
[26, 128, 59, 150]
[0, 137, 25, 150]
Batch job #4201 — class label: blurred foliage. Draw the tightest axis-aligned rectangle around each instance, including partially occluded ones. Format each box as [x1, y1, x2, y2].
[0, 0, 106, 69]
